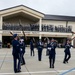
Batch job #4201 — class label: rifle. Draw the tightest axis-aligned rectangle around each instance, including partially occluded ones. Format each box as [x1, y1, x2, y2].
[67, 36, 75, 41]
[19, 20, 27, 42]
[68, 31, 75, 41]
[71, 31, 75, 36]
[10, 31, 13, 36]
[10, 31, 20, 40]
[71, 31, 75, 41]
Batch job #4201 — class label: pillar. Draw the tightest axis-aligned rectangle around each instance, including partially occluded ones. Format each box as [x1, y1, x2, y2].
[0, 16, 2, 42]
[71, 39, 73, 45]
[39, 18, 42, 40]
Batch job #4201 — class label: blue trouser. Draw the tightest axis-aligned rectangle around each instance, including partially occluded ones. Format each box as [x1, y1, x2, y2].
[20, 53, 25, 64]
[30, 49, 35, 56]
[63, 52, 71, 63]
[49, 54, 55, 68]
[38, 50, 42, 61]
[13, 55, 20, 72]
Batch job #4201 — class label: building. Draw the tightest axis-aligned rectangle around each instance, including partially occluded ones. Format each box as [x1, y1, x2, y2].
[0, 5, 75, 47]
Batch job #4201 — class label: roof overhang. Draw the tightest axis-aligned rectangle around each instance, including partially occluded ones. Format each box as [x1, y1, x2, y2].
[0, 5, 44, 21]
[43, 15, 75, 21]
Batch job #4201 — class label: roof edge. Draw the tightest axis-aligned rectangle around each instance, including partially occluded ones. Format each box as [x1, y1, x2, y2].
[45, 14, 75, 18]
[0, 5, 45, 15]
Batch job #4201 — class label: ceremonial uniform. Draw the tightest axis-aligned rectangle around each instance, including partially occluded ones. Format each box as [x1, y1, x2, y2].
[12, 34, 21, 73]
[30, 40, 35, 56]
[37, 40, 43, 61]
[63, 42, 73, 64]
[19, 39, 26, 65]
[48, 39, 57, 68]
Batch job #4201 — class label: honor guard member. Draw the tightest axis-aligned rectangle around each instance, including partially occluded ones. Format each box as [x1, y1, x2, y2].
[63, 39, 73, 64]
[48, 38, 57, 68]
[30, 39, 35, 56]
[12, 34, 21, 73]
[19, 38, 26, 65]
[37, 39, 43, 61]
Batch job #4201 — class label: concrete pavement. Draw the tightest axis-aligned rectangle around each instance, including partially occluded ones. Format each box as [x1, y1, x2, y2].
[0, 47, 75, 75]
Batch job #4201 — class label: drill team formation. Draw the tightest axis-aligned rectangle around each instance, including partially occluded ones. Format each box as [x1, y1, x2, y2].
[11, 23, 75, 73]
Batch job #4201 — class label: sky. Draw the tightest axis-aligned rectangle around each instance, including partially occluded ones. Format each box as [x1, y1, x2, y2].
[0, 0, 75, 16]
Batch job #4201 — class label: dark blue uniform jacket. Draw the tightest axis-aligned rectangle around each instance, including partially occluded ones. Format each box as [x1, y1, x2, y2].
[12, 40, 20, 57]
[19, 42, 25, 54]
[47, 42, 57, 54]
[30, 41, 34, 50]
[37, 42, 43, 51]
[64, 43, 73, 53]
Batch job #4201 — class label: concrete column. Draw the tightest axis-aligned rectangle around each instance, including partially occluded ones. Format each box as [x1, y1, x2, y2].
[71, 35, 75, 46]
[0, 34, 2, 42]
[0, 16, 2, 42]
[71, 39, 73, 45]
[39, 18, 42, 40]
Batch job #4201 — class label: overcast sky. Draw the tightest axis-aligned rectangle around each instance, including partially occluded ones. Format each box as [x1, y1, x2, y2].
[0, 0, 75, 16]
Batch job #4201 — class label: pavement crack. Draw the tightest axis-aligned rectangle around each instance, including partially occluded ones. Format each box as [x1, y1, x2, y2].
[0, 50, 8, 70]
[24, 65, 31, 75]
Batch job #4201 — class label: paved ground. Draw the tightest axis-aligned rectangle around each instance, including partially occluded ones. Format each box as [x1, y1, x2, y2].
[0, 47, 75, 75]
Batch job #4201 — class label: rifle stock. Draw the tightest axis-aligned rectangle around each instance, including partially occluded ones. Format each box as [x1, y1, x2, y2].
[71, 31, 75, 34]
[66, 31, 75, 41]
[10, 31, 13, 35]
[10, 31, 20, 40]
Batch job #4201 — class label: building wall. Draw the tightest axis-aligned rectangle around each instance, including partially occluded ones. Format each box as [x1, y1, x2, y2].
[2, 17, 75, 46]
[42, 20, 66, 27]
[41, 20, 75, 32]
[68, 21, 75, 32]
[1, 5, 75, 46]
[3, 16, 35, 25]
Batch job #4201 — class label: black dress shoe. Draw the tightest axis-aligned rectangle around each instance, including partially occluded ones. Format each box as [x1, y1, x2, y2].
[17, 70, 21, 73]
[39, 60, 41, 61]
[14, 70, 18, 73]
[63, 61, 66, 64]
[66, 61, 68, 63]
[21, 63, 25, 65]
[52, 66, 54, 68]
[52, 65, 54, 68]
[15, 71, 18, 73]
[49, 67, 51, 68]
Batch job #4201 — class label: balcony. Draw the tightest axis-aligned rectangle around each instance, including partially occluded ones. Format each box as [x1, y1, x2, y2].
[2, 24, 72, 33]
[42, 25, 72, 33]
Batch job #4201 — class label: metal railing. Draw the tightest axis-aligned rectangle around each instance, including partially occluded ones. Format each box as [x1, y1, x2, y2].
[2, 24, 72, 33]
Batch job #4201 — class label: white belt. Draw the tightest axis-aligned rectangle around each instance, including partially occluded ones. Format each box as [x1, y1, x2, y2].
[48, 47, 51, 50]
[20, 48, 23, 51]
